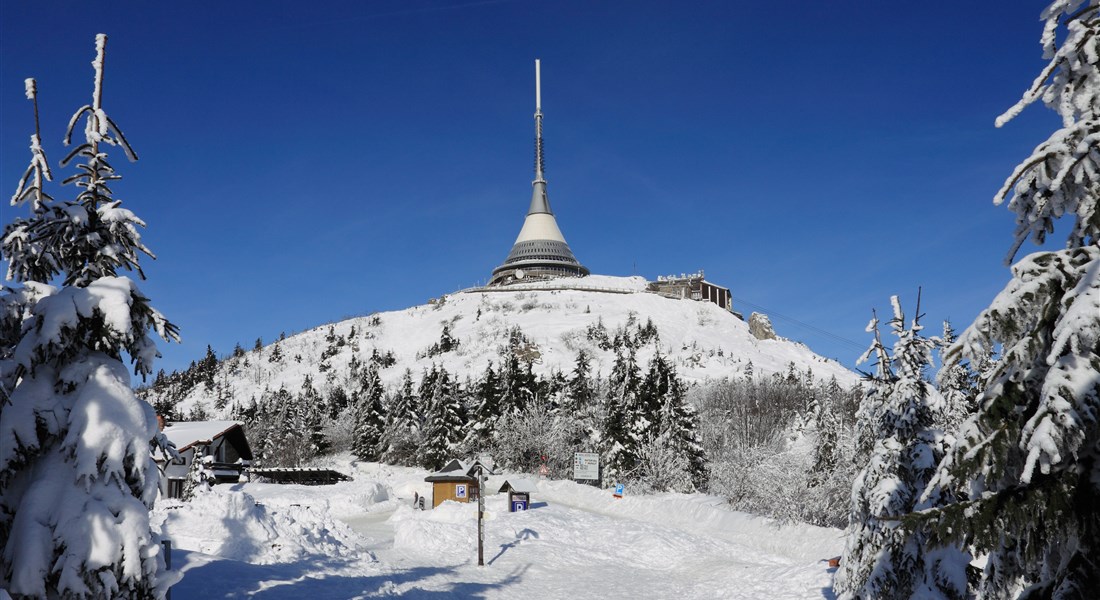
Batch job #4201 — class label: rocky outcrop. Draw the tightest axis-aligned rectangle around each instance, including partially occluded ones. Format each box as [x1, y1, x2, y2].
[749, 312, 777, 341]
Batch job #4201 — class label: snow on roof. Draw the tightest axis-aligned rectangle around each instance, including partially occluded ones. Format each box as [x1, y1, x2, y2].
[426, 456, 496, 480]
[499, 478, 538, 494]
[161, 420, 243, 452]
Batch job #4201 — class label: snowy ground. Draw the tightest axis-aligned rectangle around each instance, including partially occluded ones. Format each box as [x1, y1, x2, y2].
[155, 456, 842, 599]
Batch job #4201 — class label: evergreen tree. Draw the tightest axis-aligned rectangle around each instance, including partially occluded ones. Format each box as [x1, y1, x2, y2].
[180, 446, 215, 502]
[566, 349, 596, 412]
[917, 5, 1100, 597]
[807, 395, 841, 489]
[646, 353, 707, 491]
[935, 320, 978, 435]
[380, 369, 420, 465]
[300, 375, 329, 458]
[351, 362, 385, 461]
[499, 348, 537, 413]
[417, 366, 465, 470]
[602, 347, 642, 482]
[327, 385, 350, 420]
[0, 36, 178, 599]
[836, 297, 966, 600]
[466, 361, 502, 451]
[198, 344, 218, 391]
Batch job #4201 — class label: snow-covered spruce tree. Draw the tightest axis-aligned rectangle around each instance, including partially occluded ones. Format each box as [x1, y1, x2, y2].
[417, 365, 465, 470]
[807, 394, 841, 490]
[380, 369, 420, 465]
[351, 362, 385, 461]
[936, 320, 979, 436]
[465, 361, 501, 452]
[498, 343, 538, 414]
[835, 298, 967, 600]
[566, 349, 596, 413]
[916, 4, 1100, 597]
[300, 375, 330, 457]
[639, 352, 707, 491]
[601, 347, 642, 482]
[180, 446, 215, 502]
[0, 35, 179, 598]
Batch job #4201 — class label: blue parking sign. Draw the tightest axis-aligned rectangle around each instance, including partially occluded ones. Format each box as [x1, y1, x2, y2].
[512, 500, 528, 512]
[614, 483, 624, 498]
[456, 484, 467, 499]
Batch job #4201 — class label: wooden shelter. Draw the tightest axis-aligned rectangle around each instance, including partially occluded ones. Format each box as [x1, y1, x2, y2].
[498, 478, 538, 512]
[424, 457, 495, 508]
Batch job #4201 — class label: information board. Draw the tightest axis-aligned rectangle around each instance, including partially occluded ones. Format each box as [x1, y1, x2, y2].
[573, 452, 599, 480]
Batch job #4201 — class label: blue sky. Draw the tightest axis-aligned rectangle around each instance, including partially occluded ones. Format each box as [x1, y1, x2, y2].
[1, 1, 1063, 376]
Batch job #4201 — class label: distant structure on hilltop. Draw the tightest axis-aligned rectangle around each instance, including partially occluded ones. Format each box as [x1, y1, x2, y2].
[489, 60, 589, 286]
[648, 271, 736, 315]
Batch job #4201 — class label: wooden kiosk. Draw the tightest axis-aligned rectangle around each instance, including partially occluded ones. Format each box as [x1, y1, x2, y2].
[424, 458, 494, 508]
[498, 478, 537, 512]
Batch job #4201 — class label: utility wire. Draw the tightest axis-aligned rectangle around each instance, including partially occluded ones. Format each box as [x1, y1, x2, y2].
[731, 295, 867, 353]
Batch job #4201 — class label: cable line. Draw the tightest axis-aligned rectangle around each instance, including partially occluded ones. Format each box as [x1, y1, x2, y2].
[730, 295, 867, 353]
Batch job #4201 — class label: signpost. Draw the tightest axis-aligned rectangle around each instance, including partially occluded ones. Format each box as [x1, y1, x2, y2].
[613, 483, 625, 499]
[474, 460, 491, 567]
[573, 452, 599, 485]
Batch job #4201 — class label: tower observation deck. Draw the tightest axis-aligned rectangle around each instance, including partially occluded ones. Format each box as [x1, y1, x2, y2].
[489, 60, 589, 286]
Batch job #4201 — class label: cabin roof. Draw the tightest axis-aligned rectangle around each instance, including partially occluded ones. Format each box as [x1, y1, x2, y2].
[161, 420, 252, 459]
[498, 478, 538, 494]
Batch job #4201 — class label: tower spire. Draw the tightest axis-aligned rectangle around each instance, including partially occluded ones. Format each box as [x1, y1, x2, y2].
[488, 59, 588, 286]
[528, 59, 551, 215]
[534, 59, 545, 185]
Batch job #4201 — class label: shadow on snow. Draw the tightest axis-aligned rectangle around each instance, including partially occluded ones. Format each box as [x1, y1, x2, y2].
[171, 549, 529, 599]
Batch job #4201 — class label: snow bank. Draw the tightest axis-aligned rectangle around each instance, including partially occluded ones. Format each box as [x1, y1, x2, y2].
[535, 479, 843, 562]
[152, 486, 366, 564]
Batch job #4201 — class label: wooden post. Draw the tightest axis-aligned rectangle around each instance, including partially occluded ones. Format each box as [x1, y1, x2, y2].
[477, 464, 485, 566]
[162, 539, 172, 600]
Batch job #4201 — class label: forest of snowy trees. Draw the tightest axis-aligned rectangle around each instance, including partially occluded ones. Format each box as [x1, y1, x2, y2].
[139, 313, 869, 527]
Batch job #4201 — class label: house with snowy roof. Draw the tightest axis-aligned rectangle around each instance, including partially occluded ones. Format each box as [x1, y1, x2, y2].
[155, 420, 253, 499]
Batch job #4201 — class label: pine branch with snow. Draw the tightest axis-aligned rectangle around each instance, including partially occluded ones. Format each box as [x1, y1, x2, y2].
[995, 0, 1100, 263]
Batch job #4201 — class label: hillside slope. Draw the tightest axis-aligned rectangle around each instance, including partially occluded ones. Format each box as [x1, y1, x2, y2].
[146, 275, 857, 416]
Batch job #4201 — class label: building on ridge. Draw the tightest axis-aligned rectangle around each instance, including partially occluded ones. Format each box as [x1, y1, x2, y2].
[489, 59, 589, 286]
[647, 271, 736, 314]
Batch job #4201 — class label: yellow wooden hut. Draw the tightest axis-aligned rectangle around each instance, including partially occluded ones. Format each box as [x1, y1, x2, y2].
[424, 457, 495, 508]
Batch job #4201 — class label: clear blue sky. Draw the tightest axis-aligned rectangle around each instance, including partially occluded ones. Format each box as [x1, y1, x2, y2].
[1, 1, 1062, 376]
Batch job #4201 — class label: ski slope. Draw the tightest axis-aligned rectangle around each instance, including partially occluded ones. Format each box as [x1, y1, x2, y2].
[154, 456, 842, 598]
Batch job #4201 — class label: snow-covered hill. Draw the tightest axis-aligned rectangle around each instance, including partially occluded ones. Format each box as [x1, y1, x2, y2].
[149, 275, 857, 416]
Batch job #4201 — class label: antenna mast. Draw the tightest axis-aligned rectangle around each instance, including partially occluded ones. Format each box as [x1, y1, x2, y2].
[534, 59, 545, 184]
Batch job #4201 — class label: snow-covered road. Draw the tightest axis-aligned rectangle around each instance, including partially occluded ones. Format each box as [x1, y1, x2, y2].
[156, 460, 842, 598]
